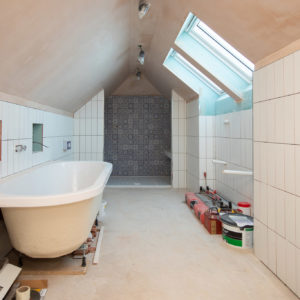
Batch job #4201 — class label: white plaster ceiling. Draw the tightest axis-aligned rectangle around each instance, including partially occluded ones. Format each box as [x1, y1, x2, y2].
[1, 0, 300, 113]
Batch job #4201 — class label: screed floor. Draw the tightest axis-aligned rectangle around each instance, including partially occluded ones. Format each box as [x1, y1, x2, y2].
[107, 176, 171, 187]
[21, 188, 297, 300]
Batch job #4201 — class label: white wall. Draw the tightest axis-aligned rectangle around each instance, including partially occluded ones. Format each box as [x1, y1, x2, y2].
[215, 110, 253, 206]
[0, 101, 73, 179]
[73, 90, 104, 161]
[171, 91, 186, 188]
[199, 115, 216, 190]
[253, 50, 300, 297]
[186, 98, 200, 191]
[0, 99, 73, 258]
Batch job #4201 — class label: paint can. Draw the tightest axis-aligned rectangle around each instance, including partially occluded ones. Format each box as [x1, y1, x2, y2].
[237, 202, 251, 216]
[220, 213, 254, 249]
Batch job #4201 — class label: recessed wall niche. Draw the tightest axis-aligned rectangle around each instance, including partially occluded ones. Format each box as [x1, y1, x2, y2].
[32, 123, 43, 152]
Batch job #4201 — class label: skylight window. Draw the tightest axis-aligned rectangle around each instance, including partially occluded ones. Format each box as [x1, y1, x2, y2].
[187, 15, 254, 81]
[172, 51, 223, 95]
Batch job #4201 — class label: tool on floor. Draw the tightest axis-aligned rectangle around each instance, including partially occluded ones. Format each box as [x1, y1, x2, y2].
[185, 193, 200, 208]
[204, 207, 222, 234]
[220, 213, 254, 249]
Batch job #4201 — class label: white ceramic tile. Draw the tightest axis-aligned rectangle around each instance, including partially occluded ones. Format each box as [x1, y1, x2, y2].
[259, 142, 267, 183]
[284, 145, 295, 194]
[91, 100, 98, 119]
[254, 180, 261, 221]
[267, 185, 277, 231]
[260, 182, 268, 225]
[253, 71, 260, 103]
[286, 241, 297, 293]
[274, 58, 284, 98]
[294, 94, 300, 145]
[266, 63, 275, 100]
[172, 118, 179, 136]
[178, 171, 186, 188]
[283, 95, 295, 144]
[253, 142, 261, 181]
[276, 189, 286, 237]
[276, 234, 287, 283]
[178, 99, 186, 119]
[172, 99, 179, 119]
[79, 119, 86, 136]
[172, 171, 179, 188]
[294, 50, 300, 94]
[296, 248, 300, 297]
[97, 101, 104, 119]
[267, 229, 277, 274]
[178, 154, 186, 171]
[253, 104, 259, 142]
[275, 98, 285, 143]
[267, 143, 276, 186]
[254, 219, 268, 265]
[285, 193, 296, 245]
[275, 144, 285, 190]
[283, 54, 295, 96]
[86, 119, 92, 136]
[266, 100, 275, 143]
[172, 153, 179, 171]
[295, 146, 300, 197]
[296, 196, 300, 248]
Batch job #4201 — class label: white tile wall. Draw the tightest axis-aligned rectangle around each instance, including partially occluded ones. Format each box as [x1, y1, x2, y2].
[73, 90, 104, 161]
[215, 109, 253, 207]
[199, 115, 216, 189]
[171, 91, 186, 188]
[0, 101, 73, 179]
[253, 49, 300, 297]
[186, 100, 197, 190]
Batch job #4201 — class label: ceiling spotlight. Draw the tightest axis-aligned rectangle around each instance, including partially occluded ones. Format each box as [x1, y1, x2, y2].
[136, 69, 141, 80]
[138, 45, 145, 65]
[138, 0, 151, 19]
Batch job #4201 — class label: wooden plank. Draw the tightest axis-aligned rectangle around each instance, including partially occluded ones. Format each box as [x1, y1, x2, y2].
[0, 264, 21, 299]
[93, 226, 104, 265]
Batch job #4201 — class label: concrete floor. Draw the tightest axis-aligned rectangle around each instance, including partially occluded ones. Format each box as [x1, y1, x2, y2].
[22, 188, 297, 300]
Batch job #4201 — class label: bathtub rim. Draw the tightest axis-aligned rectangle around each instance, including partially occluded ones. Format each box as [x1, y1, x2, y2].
[0, 161, 112, 208]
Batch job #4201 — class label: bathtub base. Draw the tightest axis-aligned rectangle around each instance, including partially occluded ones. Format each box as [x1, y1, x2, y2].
[2, 195, 102, 258]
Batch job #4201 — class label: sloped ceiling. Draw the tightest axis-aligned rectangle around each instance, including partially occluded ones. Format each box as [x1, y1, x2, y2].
[1, 0, 300, 113]
[112, 74, 161, 96]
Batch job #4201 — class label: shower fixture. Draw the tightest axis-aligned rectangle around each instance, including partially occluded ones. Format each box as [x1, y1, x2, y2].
[138, 45, 145, 65]
[138, 0, 151, 19]
[136, 69, 141, 80]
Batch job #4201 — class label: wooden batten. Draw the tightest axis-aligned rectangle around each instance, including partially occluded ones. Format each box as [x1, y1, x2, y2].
[255, 38, 300, 70]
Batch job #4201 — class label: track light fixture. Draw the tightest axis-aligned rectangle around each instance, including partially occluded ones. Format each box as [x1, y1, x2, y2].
[138, 0, 151, 19]
[136, 69, 141, 80]
[138, 45, 145, 65]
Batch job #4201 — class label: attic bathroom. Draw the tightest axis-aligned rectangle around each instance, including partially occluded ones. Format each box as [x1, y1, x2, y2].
[0, 0, 299, 299]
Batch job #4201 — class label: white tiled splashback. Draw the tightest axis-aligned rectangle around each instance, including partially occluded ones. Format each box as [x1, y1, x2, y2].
[0, 100, 73, 179]
[253, 49, 300, 297]
[215, 109, 253, 207]
[73, 90, 104, 161]
[171, 91, 186, 188]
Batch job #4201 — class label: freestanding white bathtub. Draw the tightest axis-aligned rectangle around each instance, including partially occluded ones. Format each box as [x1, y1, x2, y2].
[0, 161, 112, 258]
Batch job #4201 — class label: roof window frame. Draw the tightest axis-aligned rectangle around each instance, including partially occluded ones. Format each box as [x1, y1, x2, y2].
[185, 16, 253, 82]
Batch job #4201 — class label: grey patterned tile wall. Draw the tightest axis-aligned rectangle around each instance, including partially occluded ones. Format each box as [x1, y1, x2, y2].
[104, 96, 171, 176]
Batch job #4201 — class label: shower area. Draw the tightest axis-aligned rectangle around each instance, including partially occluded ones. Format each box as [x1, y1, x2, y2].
[104, 96, 171, 186]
